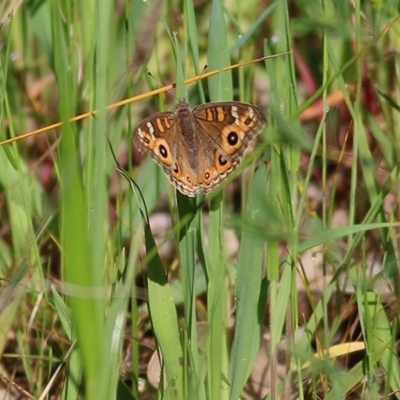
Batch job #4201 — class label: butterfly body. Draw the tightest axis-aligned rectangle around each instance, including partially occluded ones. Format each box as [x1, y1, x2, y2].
[134, 100, 266, 197]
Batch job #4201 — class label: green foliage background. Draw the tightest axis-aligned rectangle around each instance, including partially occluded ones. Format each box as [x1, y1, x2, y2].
[0, 0, 399, 399]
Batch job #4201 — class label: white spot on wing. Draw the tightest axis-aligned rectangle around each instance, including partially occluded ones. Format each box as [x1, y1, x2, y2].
[231, 106, 239, 124]
[146, 121, 154, 136]
[247, 106, 255, 118]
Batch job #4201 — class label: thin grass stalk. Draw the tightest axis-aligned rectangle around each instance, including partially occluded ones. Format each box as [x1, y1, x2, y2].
[205, 0, 232, 397]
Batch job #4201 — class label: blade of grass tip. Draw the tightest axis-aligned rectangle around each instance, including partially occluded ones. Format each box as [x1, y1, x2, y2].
[143, 211, 184, 399]
[366, 111, 396, 166]
[51, 288, 75, 342]
[299, 222, 400, 253]
[228, 163, 269, 400]
[51, 5, 102, 400]
[206, 0, 232, 398]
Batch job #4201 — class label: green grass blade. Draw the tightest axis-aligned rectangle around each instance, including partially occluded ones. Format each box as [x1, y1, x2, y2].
[52, 4, 103, 398]
[144, 214, 184, 399]
[206, 1, 232, 398]
[228, 163, 269, 399]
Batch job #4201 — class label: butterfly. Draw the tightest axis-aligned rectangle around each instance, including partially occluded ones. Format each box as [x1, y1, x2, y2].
[133, 99, 266, 197]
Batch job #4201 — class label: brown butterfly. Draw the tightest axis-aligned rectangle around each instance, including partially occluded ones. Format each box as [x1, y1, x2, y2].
[133, 99, 266, 197]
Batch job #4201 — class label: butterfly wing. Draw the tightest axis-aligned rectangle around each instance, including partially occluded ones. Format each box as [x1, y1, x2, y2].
[134, 110, 177, 168]
[192, 101, 266, 193]
[133, 109, 201, 196]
